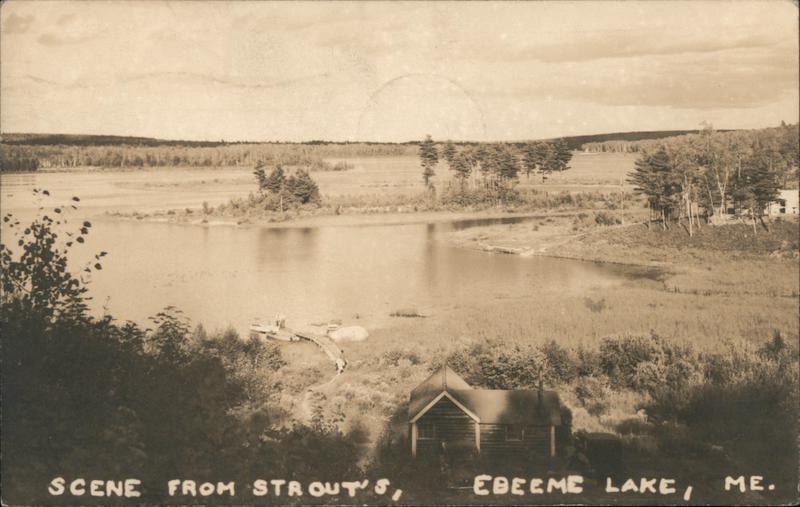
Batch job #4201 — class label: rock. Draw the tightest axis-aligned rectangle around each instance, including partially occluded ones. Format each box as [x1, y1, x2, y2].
[328, 325, 369, 342]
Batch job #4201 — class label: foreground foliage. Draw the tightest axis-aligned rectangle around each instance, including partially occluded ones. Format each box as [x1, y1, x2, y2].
[0, 198, 360, 503]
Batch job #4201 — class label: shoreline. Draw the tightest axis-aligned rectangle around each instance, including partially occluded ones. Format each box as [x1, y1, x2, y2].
[100, 207, 606, 230]
[447, 215, 800, 298]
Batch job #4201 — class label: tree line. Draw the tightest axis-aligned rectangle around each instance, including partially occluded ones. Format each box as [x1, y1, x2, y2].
[580, 129, 734, 153]
[0, 142, 416, 172]
[628, 123, 799, 235]
[419, 135, 574, 190]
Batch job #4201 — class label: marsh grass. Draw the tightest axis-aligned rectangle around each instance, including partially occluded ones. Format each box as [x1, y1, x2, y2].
[389, 307, 427, 318]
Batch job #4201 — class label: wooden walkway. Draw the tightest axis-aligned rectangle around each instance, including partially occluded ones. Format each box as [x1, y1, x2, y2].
[294, 330, 347, 374]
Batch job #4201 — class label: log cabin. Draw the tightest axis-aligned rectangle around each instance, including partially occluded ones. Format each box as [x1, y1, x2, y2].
[408, 366, 562, 459]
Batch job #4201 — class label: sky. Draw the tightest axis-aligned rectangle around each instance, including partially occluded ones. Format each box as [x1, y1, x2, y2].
[1, 1, 798, 142]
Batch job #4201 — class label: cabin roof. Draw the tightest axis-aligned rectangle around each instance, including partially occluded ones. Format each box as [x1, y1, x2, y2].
[450, 389, 561, 426]
[408, 365, 472, 416]
[409, 366, 562, 426]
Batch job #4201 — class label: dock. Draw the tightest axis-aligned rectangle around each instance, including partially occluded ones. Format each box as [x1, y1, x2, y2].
[250, 323, 347, 374]
[294, 331, 347, 374]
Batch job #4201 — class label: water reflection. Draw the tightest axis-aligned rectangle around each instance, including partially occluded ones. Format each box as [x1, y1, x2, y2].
[255, 227, 319, 266]
[4, 210, 646, 337]
[445, 215, 541, 231]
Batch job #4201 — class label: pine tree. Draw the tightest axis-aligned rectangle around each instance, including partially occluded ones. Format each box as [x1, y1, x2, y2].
[522, 142, 541, 180]
[553, 138, 573, 171]
[265, 166, 286, 194]
[288, 169, 320, 204]
[731, 154, 780, 232]
[451, 151, 472, 186]
[253, 163, 268, 191]
[538, 142, 558, 180]
[442, 141, 457, 165]
[495, 144, 520, 185]
[419, 135, 439, 188]
[629, 147, 680, 228]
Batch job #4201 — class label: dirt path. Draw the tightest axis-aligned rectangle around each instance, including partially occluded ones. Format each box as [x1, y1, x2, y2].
[296, 368, 343, 423]
[288, 330, 347, 423]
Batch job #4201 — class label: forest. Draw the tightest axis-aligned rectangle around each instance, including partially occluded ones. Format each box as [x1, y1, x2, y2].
[625, 123, 798, 233]
[0, 140, 415, 172]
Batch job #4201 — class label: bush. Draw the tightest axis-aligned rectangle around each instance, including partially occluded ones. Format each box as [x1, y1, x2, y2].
[381, 347, 422, 367]
[332, 161, 352, 171]
[574, 376, 608, 410]
[595, 210, 621, 226]
[390, 307, 426, 318]
[439, 184, 524, 209]
[575, 345, 602, 376]
[540, 340, 579, 383]
[599, 334, 663, 388]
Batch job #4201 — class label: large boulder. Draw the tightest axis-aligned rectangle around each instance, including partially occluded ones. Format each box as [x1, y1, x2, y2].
[328, 326, 369, 342]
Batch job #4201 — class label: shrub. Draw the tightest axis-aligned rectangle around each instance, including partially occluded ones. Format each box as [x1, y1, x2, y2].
[574, 376, 607, 409]
[575, 345, 603, 376]
[540, 340, 579, 383]
[390, 307, 426, 318]
[380, 348, 422, 367]
[583, 297, 607, 313]
[599, 334, 664, 388]
[595, 210, 621, 226]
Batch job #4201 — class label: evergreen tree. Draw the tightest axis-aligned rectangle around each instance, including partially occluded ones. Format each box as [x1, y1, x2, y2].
[628, 147, 681, 228]
[418, 135, 439, 188]
[553, 138, 573, 171]
[731, 154, 780, 232]
[522, 142, 541, 180]
[495, 144, 520, 185]
[253, 163, 268, 191]
[451, 151, 472, 186]
[538, 142, 558, 178]
[441, 141, 457, 165]
[265, 166, 286, 194]
[287, 169, 320, 204]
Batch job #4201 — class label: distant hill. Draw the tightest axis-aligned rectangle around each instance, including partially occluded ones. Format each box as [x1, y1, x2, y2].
[556, 130, 732, 151]
[2, 130, 730, 149]
[1, 133, 229, 147]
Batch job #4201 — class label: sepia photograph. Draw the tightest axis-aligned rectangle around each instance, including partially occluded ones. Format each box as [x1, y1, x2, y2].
[1, 1, 798, 505]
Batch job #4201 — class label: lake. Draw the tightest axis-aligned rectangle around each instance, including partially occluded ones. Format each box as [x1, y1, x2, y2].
[1, 163, 641, 338]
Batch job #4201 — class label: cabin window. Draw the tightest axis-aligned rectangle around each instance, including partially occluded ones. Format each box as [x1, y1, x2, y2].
[505, 425, 524, 441]
[417, 421, 435, 439]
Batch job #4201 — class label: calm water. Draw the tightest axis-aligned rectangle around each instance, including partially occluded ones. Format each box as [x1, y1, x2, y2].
[1, 167, 641, 337]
